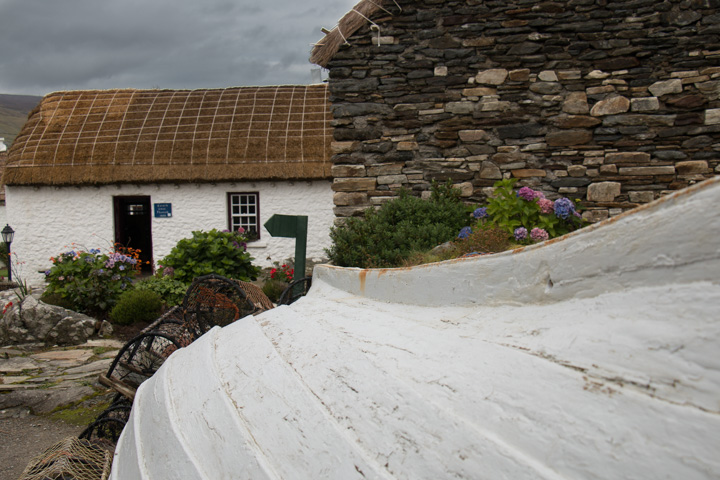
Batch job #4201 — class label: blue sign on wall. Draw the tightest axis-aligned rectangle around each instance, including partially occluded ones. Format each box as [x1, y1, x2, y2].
[154, 203, 172, 218]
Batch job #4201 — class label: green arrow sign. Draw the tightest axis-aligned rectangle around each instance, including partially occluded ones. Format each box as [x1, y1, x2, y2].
[264, 215, 308, 292]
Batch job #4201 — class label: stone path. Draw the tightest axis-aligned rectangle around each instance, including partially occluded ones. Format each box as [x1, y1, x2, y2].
[0, 338, 124, 480]
[0, 339, 123, 415]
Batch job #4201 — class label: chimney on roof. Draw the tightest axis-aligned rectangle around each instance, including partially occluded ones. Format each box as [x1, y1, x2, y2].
[310, 68, 323, 84]
[0, 138, 6, 153]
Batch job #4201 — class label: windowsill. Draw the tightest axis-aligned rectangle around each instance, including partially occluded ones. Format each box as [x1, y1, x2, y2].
[246, 240, 268, 249]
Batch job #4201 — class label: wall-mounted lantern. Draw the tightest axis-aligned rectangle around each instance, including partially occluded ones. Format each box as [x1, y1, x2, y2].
[2, 224, 15, 282]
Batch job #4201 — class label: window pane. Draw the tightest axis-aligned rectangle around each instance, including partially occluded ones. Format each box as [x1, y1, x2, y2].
[228, 192, 259, 238]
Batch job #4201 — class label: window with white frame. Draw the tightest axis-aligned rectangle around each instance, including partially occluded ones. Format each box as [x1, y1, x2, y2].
[228, 192, 260, 239]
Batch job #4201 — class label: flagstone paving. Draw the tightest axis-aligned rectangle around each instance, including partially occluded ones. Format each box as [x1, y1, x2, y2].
[1, 338, 125, 479]
[1, 340, 124, 414]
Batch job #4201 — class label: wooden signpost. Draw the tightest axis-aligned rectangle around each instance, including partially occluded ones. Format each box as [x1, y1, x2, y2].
[264, 214, 308, 291]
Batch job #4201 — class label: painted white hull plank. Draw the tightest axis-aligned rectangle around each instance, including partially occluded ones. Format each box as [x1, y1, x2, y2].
[111, 178, 720, 479]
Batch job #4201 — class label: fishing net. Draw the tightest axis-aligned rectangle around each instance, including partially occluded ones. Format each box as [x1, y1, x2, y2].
[18, 436, 112, 480]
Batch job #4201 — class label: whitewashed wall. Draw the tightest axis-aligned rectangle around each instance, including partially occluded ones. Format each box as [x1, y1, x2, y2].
[0, 205, 6, 233]
[5, 180, 334, 287]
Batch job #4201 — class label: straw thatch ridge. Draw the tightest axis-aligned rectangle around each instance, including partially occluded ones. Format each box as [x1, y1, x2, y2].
[310, 0, 396, 68]
[3, 85, 332, 186]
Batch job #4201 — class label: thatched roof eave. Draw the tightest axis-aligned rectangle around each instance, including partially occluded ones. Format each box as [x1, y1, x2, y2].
[2, 163, 332, 188]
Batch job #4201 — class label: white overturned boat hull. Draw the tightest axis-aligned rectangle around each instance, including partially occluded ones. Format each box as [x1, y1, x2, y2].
[111, 177, 720, 479]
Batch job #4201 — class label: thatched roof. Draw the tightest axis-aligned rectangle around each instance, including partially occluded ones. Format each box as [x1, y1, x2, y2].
[310, 0, 398, 68]
[3, 85, 332, 186]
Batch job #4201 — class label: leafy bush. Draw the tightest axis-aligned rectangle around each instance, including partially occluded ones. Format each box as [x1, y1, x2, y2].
[134, 274, 188, 307]
[158, 228, 261, 284]
[326, 182, 469, 268]
[109, 288, 164, 325]
[44, 247, 139, 317]
[458, 179, 585, 246]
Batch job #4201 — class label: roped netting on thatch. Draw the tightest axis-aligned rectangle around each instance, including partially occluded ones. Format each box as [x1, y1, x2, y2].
[4, 85, 332, 186]
[310, 0, 401, 68]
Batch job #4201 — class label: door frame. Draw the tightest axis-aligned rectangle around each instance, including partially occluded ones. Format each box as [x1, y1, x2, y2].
[113, 195, 153, 272]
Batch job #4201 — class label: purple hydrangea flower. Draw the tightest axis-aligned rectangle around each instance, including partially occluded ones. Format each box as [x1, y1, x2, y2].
[533, 190, 545, 200]
[472, 207, 488, 219]
[554, 197, 576, 219]
[530, 228, 549, 242]
[517, 187, 536, 201]
[514, 227, 528, 241]
[458, 226, 473, 239]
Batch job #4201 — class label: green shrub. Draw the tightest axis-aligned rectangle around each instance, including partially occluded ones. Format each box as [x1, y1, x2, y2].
[109, 288, 164, 325]
[326, 182, 469, 268]
[262, 279, 289, 303]
[44, 247, 139, 317]
[158, 229, 261, 284]
[134, 274, 188, 307]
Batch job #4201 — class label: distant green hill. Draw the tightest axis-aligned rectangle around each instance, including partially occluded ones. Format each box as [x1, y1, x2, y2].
[0, 94, 43, 148]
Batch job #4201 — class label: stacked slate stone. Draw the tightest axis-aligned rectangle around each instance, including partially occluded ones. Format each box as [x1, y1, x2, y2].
[326, 0, 720, 222]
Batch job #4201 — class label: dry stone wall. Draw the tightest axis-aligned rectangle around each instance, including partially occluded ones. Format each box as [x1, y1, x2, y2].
[326, 0, 720, 222]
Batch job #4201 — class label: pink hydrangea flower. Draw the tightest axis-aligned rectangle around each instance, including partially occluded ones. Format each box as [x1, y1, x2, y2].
[530, 228, 549, 242]
[537, 198, 554, 214]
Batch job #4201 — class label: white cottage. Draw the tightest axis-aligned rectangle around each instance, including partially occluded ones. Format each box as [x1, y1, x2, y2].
[2, 85, 334, 285]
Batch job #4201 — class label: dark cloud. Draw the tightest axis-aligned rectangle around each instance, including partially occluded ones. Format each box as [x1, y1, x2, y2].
[0, 0, 356, 95]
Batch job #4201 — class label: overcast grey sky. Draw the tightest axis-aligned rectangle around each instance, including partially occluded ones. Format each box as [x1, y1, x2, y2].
[0, 0, 357, 96]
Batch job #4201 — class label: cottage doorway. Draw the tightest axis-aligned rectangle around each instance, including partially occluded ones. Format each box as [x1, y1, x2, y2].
[114, 196, 153, 273]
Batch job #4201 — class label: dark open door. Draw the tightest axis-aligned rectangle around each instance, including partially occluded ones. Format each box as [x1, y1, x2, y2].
[114, 196, 153, 273]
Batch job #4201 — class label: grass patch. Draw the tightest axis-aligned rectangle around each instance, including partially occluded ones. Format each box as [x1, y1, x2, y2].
[37, 381, 61, 389]
[47, 391, 112, 426]
[92, 346, 114, 356]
